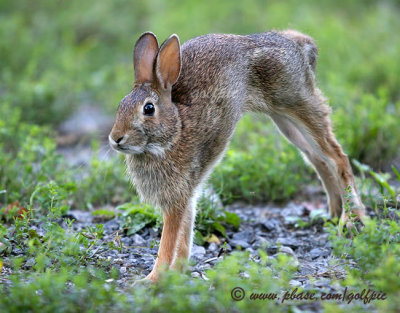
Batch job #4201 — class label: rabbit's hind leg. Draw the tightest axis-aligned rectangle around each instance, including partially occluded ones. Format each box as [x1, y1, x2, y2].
[269, 111, 343, 218]
[172, 202, 196, 270]
[269, 91, 365, 226]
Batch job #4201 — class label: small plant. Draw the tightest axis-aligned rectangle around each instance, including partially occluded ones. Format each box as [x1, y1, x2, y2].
[326, 162, 400, 312]
[326, 214, 400, 312]
[194, 190, 240, 245]
[353, 160, 399, 210]
[116, 201, 161, 236]
[114, 191, 240, 243]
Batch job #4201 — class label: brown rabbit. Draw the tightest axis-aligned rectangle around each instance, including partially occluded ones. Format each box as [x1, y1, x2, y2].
[109, 30, 365, 282]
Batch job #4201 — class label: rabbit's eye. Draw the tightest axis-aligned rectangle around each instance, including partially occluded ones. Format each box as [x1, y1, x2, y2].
[143, 103, 155, 116]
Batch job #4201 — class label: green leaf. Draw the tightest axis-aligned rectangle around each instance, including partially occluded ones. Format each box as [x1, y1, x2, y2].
[91, 209, 115, 217]
[370, 170, 396, 199]
[392, 165, 400, 181]
[0, 238, 12, 256]
[116, 202, 159, 236]
[224, 211, 240, 229]
[352, 159, 371, 173]
[212, 221, 226, 237]
[193, 230, 205, 246]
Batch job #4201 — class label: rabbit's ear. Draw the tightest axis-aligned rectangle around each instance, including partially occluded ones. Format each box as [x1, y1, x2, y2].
[134, 32, 159, 84]
[156, 34, 181, 90]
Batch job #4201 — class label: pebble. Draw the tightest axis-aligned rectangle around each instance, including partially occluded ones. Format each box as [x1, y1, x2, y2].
[103, 219, 120, 233]
[281, 203, 305, 217]
[11, 248, 23, 256]
[197, 263, 212, 271]
[207, 242, 219, 252]
[230, 230, 254, 249]
[266, 246, 278, 255]
[232, 230, 254, 242]
[309, 247, 326, 260]
[245, 247, 255, 254]
[259, 218, 280, 232]
[314, 278, 331, 288]
[229, 239, 250, 249]
[289, 280, 302, 287]
[252, 236, 270, 250]
[148, 228, 159, 238]
[191, 272, 201, 279]
[117, 253, 129, 258]
[276, 237, 302, 250]
[121, 237, 132, 246]
[191, 245, 206, 259]
[279, 246, 296, 257]
[66, 210, 92, 223]
[239, 271, 250, 279]
[24, 258, 36, 269]
[132, 234, 146, 246]
[113, 258, 124, 265]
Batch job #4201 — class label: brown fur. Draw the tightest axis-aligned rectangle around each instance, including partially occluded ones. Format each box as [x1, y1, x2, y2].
[109, 30, 365, 282]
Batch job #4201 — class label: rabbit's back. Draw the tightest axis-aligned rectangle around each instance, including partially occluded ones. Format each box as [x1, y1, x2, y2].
[172, 31, 314, 109]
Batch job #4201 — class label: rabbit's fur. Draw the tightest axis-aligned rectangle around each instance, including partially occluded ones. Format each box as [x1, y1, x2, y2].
[109, 30, 365, 282]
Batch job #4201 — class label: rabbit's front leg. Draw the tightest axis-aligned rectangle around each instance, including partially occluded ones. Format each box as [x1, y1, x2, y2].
[145, 209, 185, 282]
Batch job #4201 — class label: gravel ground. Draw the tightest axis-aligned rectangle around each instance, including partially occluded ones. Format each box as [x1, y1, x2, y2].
[56, 197, 339, 283]
[0, 196, 377, 312]
[60, 196, 368, 312]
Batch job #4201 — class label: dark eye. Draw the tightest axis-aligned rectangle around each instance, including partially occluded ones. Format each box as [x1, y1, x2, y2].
[143, 102, 155, 116]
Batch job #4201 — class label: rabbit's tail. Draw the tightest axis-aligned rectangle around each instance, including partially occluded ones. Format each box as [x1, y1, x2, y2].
[281, 30, 318, 72]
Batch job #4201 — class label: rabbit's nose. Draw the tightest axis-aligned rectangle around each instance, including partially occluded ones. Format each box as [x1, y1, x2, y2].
[109, 134, 126, 146]
[115, 136, 124, 144]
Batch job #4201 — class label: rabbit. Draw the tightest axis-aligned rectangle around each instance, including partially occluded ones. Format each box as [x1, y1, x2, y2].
[109, 30, 366, 282]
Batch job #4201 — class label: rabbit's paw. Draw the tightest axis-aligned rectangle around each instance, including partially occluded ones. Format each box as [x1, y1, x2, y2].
[338, 211, 368, 238]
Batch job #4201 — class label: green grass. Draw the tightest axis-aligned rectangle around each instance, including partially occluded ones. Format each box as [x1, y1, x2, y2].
[212, 114, 313, 203]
